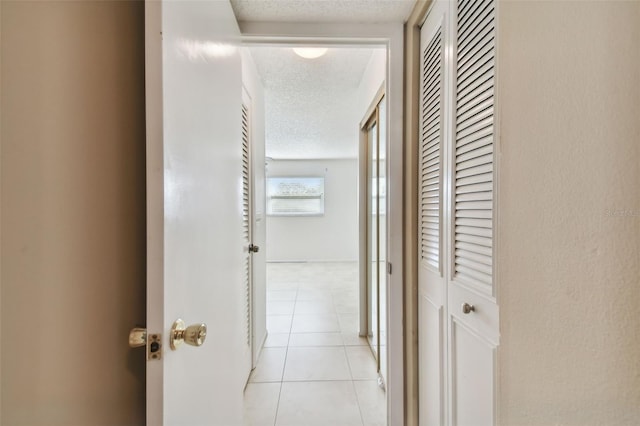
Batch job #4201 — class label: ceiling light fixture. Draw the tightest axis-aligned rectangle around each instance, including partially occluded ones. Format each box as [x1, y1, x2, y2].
[293, 47, 328, 59]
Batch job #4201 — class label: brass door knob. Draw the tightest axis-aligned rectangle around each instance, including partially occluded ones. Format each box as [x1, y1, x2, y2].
[170, 319, 207, 350]
[249, 244, 260, 253]
[462, 303, 475, 314]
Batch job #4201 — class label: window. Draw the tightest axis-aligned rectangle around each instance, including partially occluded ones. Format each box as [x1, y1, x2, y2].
[267, 177, 325, 216]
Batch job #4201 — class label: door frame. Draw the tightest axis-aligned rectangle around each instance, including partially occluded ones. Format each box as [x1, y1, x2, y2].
[241, 21, 405, 426]
[359, 83, 386, 371]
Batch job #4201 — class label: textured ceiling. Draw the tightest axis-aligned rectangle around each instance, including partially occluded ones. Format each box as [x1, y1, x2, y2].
[236, 0, 412, 159]
[230, 0, 416, 23]
[249, 46, 382, 159]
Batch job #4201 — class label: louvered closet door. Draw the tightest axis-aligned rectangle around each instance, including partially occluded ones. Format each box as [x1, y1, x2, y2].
[241, 90, 253, 385]
[417, 2, 448, 425]
[448, 0, 499, 424]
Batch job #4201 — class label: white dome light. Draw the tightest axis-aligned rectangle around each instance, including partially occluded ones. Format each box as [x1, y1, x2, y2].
[293, 47, 328, 59]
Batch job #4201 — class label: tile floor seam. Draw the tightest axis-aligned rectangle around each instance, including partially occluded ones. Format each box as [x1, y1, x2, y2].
[344, 340, 366, 426]
[273, 292, 295, 426]
[279, 319, 294, 384]
[351, 379, 367, 426]
[272, 381, 284, 426]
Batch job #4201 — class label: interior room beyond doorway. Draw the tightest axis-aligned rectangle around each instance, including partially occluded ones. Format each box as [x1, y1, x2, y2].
[242, 45, 388, 426]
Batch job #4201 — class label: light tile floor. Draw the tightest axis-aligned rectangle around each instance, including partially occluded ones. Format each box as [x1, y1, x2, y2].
[244, 262, 386, 426]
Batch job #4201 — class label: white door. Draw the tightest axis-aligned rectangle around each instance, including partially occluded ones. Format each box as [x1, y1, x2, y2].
[417, 2, 449, 425]
[418, 0, 499, 424]
[241, 88, 254, 384]
[145, 1, 246, 425]
[447, 0, 499, 423]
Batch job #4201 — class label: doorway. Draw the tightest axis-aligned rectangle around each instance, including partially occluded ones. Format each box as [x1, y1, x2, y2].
[240, 21, 405, 425]
[243, 44, 387, 426]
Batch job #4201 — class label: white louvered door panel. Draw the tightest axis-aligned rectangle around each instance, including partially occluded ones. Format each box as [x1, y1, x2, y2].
[242, 103, 251, 346]
[417, 2, 450, 425]
[453, 0, 495, 295]
[420, 26, 443, 271]
[241, 91, 253, 385]
[447, 0, 499, 424]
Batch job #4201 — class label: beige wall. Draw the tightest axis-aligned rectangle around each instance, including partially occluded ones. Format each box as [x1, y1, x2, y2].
[497, 1, 640, 424]
[1, 1, 146, 425]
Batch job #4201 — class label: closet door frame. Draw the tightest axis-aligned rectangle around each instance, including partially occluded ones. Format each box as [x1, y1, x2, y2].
[359, 84, 387, 376]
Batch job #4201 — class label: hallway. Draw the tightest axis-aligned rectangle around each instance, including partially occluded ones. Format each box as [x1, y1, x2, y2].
[243, 262, 386, 426]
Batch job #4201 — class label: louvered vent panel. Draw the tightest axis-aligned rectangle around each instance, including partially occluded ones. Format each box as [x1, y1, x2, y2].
[454, 0, 495, 292]
[241, 103, 251, 347]
[419, 27, 444, 270]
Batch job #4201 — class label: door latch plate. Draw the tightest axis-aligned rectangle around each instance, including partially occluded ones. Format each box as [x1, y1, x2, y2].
[148, 333, 162, 360]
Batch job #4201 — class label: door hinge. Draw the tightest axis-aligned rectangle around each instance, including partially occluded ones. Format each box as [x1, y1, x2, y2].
[387, 262, 392, 275]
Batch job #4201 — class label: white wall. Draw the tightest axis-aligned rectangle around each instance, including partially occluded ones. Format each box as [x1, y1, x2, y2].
[356, 48, 386, 122]
[497, 2, 640, 424]
[266, 159, 358, 262]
